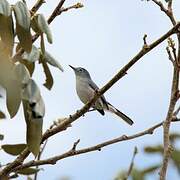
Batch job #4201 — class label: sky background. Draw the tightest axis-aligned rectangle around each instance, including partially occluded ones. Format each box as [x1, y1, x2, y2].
[0, 0, 180, 179]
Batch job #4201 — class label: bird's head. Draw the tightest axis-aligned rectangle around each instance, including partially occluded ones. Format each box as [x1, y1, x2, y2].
[69, 65, 91, 79]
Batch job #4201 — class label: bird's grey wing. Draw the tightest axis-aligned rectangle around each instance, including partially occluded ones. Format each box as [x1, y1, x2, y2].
[88, 80, 109, 110]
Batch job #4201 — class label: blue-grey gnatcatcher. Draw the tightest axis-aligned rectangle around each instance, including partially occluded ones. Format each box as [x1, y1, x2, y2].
[69, 65, 133, 126]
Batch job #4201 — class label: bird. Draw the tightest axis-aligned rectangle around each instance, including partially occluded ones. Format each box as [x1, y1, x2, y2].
[69, 65, 133, 126]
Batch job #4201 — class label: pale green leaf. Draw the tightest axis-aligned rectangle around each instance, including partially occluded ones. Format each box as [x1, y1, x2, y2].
[44, 51, 64, 72]
[31, 14, 52, 43]
[17, 168, 40, 175]
[13, 1, 32, 52]
[16, 22, 32, 53]
[13, 1, 30, 30]
[6, 80, 21, 118]
[13, 63, 30, 85]
[0, 14, 14, 55]
[131, 168, 145, 180]
[40, 56, 54, 90]
[23, 100, 42, 157]
[40, 33, 45, 54]
[22, 82, 44, 156]
[31, 15, 41, 34]
[21, 79, 41, 104]
[26, 117, 43, 156]
[22, 45, 40, 63]
[144, 145, 163, 154]
[142, 165, 160, 175]
[37, 14, 52, 43]
[1, 144, 26, 156]
[0, 0, 11, 16]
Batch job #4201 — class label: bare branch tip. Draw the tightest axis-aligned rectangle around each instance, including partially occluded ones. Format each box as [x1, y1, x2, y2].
[72, 139, 80, 151]
[143, 34, 149, 50]
[75, 2, 84, 9]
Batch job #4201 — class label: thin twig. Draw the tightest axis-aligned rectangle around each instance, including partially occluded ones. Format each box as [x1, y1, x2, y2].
[151, 0, 176, 25]
[143, 34, 147, 46]
[59, 2, 83, 14]
[72, 139, 80, 151]
[173, 105, 180, 117]
[151, 0, 180, 67]
[125, 146, 138, 180]
[12, 118, 180, 171]
[167, 37, 177, 63]
[34, 140, 48, 180]
[166, 46, 174, 63]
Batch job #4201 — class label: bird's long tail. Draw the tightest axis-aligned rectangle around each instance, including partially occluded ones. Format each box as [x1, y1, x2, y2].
[105, 102, 134, 126]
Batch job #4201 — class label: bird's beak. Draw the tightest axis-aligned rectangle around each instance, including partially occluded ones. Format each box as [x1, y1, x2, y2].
[69, 65, 76, 71]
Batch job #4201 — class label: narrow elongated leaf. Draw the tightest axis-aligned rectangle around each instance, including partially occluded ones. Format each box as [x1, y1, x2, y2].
[22, 80, 44, 156]
[142, 165, 160, 175]
[1, 144, 26, 155]
[44, 51, 64, 72]
[26, 116, 43, 156]
[16, 22, 32, 53]
[31, 15, 41, 34]
[40, 56, 54, 90]
[0, 61, 21, 118]
[6, 80, 21, 118]
[21, 79, 41, 104]
[13, 1, 32, 52]
[144, 145, 163, 154]
[13, 63, 30, 85]
[23, 100, 42, 157]
[40, 33, 45, 54]
[13, 1, 30, 30]
[17, 168, 40, 175]
[22, 45, 40, 63]
[0, 15, 14, 55]
[31, 14, 53, 44]
[0, 0, 11, 16]
[37, 14, 52, 43]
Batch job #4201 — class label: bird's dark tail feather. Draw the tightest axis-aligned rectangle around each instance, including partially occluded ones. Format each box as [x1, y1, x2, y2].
[106, 103, 134, 126]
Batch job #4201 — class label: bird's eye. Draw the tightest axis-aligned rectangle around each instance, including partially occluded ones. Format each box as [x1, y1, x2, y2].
[79, 69, 83, 72]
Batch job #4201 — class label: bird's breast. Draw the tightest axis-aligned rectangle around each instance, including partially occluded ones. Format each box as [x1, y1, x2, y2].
[76, 78, 94, 104]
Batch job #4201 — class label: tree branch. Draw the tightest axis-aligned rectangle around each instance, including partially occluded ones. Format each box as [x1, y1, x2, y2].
[41, 22, 180, 142]
[151, 1, 180, 179]
[151, 0, 176, 25]
[1, 19, 180, 178]
[160, 66, 179, 180]
[30, 0, 46, 15]
[12, 118, 180, 172]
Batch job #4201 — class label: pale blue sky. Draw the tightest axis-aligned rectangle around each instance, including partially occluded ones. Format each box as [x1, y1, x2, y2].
[0, 0, 180, 180]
